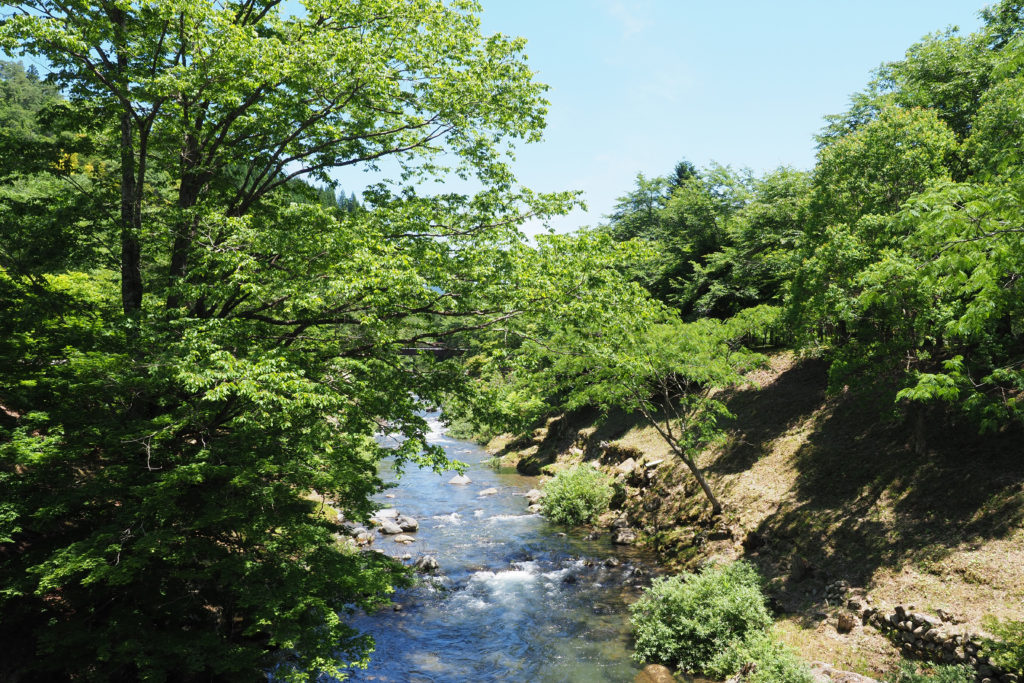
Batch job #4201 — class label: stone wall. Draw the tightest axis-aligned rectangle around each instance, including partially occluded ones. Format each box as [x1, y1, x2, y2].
[827, 580, 1019, 683]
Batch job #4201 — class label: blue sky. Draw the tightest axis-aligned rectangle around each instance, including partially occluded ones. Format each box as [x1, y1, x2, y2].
[333, 1, 989, 234]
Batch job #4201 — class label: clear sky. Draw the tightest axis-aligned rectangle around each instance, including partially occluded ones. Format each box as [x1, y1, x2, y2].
[341, 1, 988, 234]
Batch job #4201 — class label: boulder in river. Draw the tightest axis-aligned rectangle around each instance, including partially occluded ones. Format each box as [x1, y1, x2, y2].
[414, 555, 440, 573]
[527, 504, 542, 514]
[524, 488, 543, 504]
[612, 527, 639, 545]
[477, 487, 498, 497]
[354, 531, 375, 546]
[448, 474, 472, 485]
[375, 508, 400, 519]
[396, 515, 419, 532]
[393, 534, 416, 544]
[378, 520, 403, 535]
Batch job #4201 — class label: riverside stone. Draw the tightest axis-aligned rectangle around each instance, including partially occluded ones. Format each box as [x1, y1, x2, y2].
[614, 458, 638, 477]
[396, 515, 419, 532]
[634, 664, 674, 683]
[379, 520, 403, 535]
[413, 555, 439, 573]
[478, 487, 498, 496]
[612, 527, 638, 545]
[393, 534, 415, 544]
[448, 474, 472, 485]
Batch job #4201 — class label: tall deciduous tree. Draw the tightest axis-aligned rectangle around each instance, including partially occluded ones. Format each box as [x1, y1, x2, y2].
[0, 1, 576, 680]
[452, 232, 767, 516]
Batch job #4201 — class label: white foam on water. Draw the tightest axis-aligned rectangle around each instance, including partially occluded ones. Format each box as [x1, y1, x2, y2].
[424, 414, 447, 441]
[432, 512, 462, 526]
[473, 509, 484, 518]
[471, 569, 537, 590]
[459, 597, 490, 611]
[486, 514, 532, 522]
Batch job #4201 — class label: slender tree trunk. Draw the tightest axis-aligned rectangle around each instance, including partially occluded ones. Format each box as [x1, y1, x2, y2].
[110, 6, 144, 319]
[166, 171, 204, 310]
[119, 111, 144, 317]
[635, 399, 724, 516]
[677, 452, 723, 516]
[166, 115, 212, 311]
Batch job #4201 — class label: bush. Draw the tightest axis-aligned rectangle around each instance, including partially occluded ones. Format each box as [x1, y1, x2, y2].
[886, 661, 975, 683]
[630, 561, 774, 673]
[540, 464, 614, 525]
[706, 631, 814, 683]
[981, 616, 1024, 674]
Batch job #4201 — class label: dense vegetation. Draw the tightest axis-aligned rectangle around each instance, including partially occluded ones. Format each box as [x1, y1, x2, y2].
[599, 4, 1024, 434]
[630, 561, 812, 682]
[538, 464, 614, 525]
[2, 0, 1023, 680]
[450, 1, 1024, 516]
[0, 1, 581, 679]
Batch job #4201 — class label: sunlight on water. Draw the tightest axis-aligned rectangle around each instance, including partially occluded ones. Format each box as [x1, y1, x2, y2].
[342, 412, 655, 683]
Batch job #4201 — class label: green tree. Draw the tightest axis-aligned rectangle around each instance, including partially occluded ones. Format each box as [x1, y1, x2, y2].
[680, 167, 809, 321]
[0, 1, 576, 680]
[459, 232, 767, 515]
[812, 106, 957, 226]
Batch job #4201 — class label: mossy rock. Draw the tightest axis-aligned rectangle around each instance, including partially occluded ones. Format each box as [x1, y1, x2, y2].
[517, 449, 557, 475]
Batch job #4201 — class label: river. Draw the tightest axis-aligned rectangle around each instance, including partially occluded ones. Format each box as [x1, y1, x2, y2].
[340, 413, 657, 682]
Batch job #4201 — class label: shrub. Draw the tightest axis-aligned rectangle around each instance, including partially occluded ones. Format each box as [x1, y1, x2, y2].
[630, 561, 773, 673]
[540, 464, 614, 525]
[981, 616, 1024, 674]
[706, 631, 814, 683]
[886, 661, 975, 683]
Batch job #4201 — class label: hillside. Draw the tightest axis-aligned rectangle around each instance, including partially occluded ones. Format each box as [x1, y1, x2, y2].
[486, 352, 1024, 679]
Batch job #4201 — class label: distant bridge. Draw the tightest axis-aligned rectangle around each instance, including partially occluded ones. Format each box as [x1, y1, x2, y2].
[398, 345, 466, 360]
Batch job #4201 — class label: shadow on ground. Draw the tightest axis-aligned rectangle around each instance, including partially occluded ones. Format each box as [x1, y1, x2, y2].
[723, 359, 1024, 610]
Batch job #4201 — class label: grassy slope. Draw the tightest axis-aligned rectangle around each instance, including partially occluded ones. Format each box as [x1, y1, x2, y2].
[487, 352, 1024, 679]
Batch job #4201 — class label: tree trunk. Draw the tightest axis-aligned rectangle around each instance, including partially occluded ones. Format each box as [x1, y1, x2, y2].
[119, 111, 143, 317]
[679, 452, 723, 516]
[166, 168, 205, 310]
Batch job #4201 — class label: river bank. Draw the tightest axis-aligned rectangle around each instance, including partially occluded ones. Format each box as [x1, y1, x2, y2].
[482, 352, 1024, 681]
[339, 414, 664, 682]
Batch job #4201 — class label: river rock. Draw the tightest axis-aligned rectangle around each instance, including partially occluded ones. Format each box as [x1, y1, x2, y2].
[393, 534, 415, 544]
[354, 531, 375, 546]
[378, 520, 403, 535]
[527, 504, 542, 514]
[396, 515, 419, 532]
[478, 487, 498, 496]
[414, 555, 440, 573]
[612, 527, 639, 545]
[524, 489, 543, 504]
[449, 474, 472, 485]
[634, 664, 675, 683]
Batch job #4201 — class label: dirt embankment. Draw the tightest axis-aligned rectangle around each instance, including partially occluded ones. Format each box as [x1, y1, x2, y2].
[485, 352, 1024, 680]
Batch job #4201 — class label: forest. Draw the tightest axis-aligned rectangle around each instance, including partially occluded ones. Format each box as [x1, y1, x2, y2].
[0, 0, 1022, 681]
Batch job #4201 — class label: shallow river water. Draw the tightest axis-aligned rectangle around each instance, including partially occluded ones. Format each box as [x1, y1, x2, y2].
[340, 414, 658, 682]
